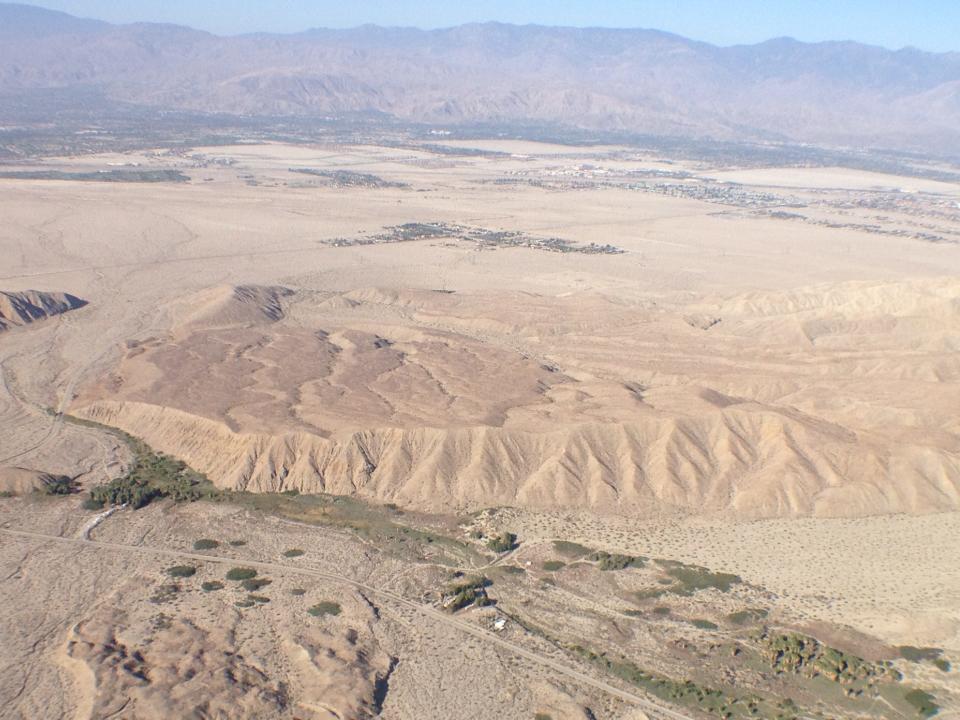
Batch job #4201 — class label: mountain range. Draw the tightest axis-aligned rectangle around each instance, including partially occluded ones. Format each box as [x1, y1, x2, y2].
[2, 2, 960, 153]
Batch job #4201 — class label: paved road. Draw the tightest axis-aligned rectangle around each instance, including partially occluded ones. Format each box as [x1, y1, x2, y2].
[0, 527, 700, 720]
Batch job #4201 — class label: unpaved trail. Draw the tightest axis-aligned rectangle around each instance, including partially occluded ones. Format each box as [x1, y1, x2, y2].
[0, 527, 681, 720]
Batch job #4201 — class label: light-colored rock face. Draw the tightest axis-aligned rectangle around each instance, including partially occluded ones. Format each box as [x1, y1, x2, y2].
[0, 290, 87, 331]
[75, 278, 960, 519]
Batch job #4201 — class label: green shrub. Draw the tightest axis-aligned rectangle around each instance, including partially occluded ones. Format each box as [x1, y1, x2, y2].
[241, 577, 272, 591]
[226, 567, 257, 581]
[934, 658, 951, 672]
[542, 560, 566, 572]
[82, 496, 105, 510]
[691, 619, 718, 630]
[248, 594, 270, 604]
[283, 548, 305, 557]
[904, 689, 939, 718]
[41, 476, 78, 496]
[590, 551, 646, 571]
[166, 565, 197, 578]
[487, 532, 517, 553]
[652, 606, 671, 616]
[658, 561, 741, 594]
[201, 581, 224, 592]
[193, 539, 219, 550]
[726, 608, 769, 625]
[235, 598, 255, 608]
[308, 601, 342, 617]
[290, 588, 306, 596]
[228, 539, 247, 546]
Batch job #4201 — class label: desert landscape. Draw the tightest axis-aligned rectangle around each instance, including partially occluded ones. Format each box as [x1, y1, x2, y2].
[1, 137, 958, 720]
[1, 4, 960, 720]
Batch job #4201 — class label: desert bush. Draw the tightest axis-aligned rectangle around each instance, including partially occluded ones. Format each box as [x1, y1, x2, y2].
[201, 581, 224, 592]
[290, 588, 306, 596]
[81, 496, 104, 510]
[726, 607, 768, 625]
[690, 619, 718, 630]
[228, 539, 247, 546]
[652, 606, 671, 616]
[904, 689, 939, 718]
[282, 548, 305, 557]
[487, 532, 517, 553]
[308, 601, 342, 617]
[241, 577, 272, 592]
[226, 567, 257, 581]
[166, 565, 196, 578]
[193, 539, 219, 550]
[657, 560, 740, 594]
[542, 560, 566, 572]
[590, 551, 645, 571]
[41, 476, 78, 495]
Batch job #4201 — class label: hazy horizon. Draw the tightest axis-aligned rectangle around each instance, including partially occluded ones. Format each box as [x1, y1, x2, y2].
[12, 0, 960, 53]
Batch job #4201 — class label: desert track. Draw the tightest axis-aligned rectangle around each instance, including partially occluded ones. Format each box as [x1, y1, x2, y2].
[0, 526, 696, 720]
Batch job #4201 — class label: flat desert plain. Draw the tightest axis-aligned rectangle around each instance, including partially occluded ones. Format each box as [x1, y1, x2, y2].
[1, 140, 959, 719]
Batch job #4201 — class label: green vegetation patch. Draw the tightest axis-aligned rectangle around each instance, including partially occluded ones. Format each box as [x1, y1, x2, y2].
[542, 560, 566, 572]
[289, 588, 307, 596]
[73, 426, 220, 510]
[308, 601, 342, 617]
[726, 608, 769, 625]
[487, 531, 518, 553]
[201, 581, 224, 592]
[39, 476, 79, 496]
[591, 551, 646, 571]
[933, 658, 951, 673]
[691, 619, 719, 630]
[657, 559, 741, 594]
[241, 577, 272, 592]
[247, 594, 270, 604]
[282, 548, 305, 557]
[166, 565, 197, 578]
[193, 539, 219, 550]
[904, 689, 940, 718]
[443, 575, 492, 612]
[226, 567, 258, 581]
[228, 539, 247, 546]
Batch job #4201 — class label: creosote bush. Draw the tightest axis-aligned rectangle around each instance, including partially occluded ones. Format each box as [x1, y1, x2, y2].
[166, 565, 197, 578]
[226, 567, 258, 581]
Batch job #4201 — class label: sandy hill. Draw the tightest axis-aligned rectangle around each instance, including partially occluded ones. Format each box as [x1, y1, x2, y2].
[0, 289, 87, 331]
[169, 284, 294, 329]
[74, 278, 960, 519]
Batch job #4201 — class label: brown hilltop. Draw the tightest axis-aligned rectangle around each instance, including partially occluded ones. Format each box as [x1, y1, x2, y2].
[0, 289, 87, 331]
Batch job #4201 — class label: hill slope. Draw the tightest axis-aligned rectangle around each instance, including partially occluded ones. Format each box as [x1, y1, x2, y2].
[1, 4, 959, 152]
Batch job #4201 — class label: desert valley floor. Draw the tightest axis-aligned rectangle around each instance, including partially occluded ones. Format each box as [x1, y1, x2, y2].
[0, 139, 958, 720]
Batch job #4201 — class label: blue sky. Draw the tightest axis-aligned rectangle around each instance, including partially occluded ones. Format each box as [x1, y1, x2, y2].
[24, 0, 960, 52]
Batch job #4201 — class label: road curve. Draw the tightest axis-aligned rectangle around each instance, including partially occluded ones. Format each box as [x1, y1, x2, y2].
[0, 527, 698, 720]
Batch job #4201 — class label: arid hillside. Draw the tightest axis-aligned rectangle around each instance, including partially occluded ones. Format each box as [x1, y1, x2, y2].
[2, 4, 960, 153]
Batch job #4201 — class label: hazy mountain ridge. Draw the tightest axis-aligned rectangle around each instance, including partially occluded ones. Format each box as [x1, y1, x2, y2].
[2, 3, 960, 151]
